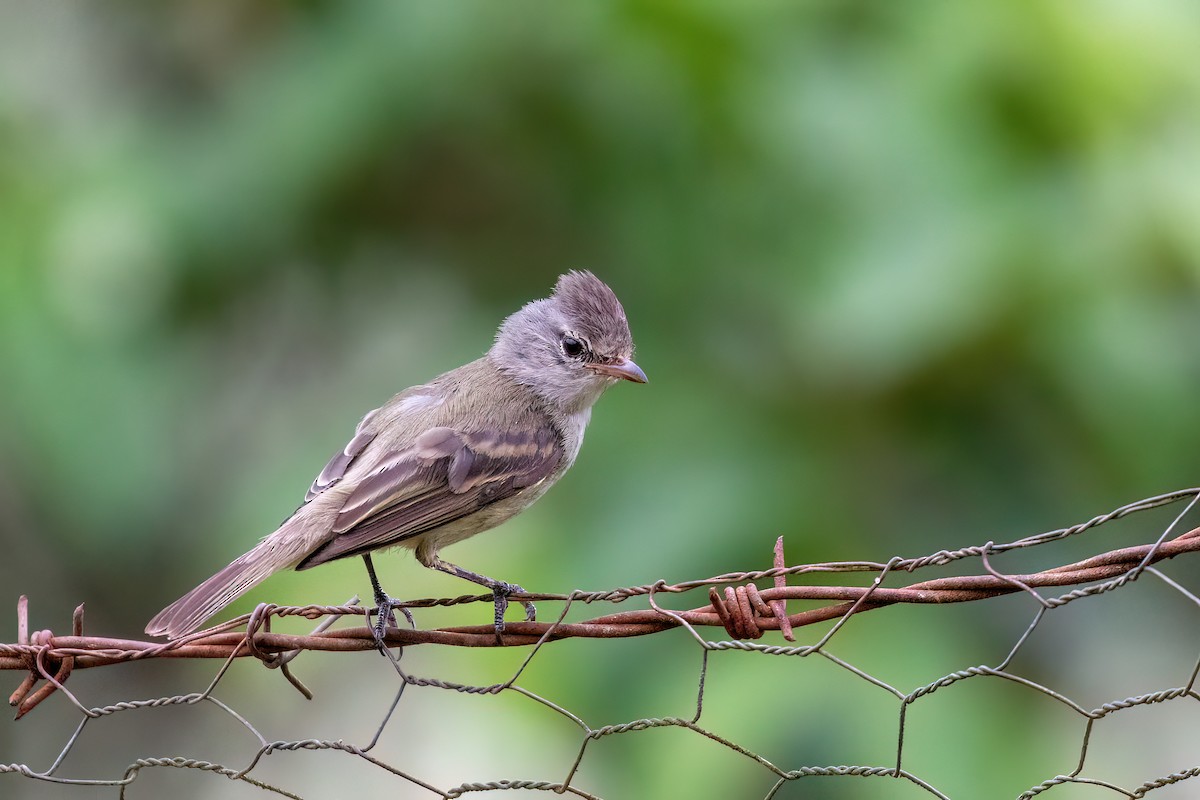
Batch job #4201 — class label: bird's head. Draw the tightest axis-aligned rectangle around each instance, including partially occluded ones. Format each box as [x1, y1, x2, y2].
[490, 270, 646, 414]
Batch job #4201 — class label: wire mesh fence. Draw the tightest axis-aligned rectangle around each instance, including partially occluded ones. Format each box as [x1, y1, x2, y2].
[3, 488, 1200, 798]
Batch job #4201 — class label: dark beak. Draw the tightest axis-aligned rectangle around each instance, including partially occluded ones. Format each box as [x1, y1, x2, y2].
[589, 358, 648, 384]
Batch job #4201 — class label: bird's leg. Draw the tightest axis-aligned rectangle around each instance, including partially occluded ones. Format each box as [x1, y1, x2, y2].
[424, 556, 536, 638]
[361, 554, 413, 652]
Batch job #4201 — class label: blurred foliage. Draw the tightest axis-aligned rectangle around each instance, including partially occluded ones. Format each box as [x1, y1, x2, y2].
[2, 1, 1200, 798]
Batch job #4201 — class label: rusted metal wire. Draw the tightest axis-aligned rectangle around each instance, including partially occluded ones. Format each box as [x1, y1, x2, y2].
[0, 525, 1195, 714]
[2, 487, 1200, 799]
[5, 524, 1198, 682]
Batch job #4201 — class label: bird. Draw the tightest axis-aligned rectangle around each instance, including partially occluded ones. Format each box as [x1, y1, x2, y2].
[145, 270, 646, 644]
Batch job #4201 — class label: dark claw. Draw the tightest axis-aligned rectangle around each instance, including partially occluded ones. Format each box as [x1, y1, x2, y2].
[396, 604, 416, 627]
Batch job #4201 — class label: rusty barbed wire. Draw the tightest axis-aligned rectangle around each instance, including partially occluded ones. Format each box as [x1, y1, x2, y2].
[2, 487, 1200, 798]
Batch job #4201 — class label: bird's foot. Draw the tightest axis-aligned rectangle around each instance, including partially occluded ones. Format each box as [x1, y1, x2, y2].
[370, 587, 393, 653]
[491, 581, 536, 643]
[370, 588, 414, 653]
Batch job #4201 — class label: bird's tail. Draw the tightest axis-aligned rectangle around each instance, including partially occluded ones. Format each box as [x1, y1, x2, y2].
[145, 523, 311, 639]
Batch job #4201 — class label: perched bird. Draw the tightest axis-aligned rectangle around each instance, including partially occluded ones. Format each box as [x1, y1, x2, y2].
[146, 270, 646, 642]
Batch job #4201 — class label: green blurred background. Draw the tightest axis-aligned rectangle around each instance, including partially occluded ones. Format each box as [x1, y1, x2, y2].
[3, 1, 1200, 798]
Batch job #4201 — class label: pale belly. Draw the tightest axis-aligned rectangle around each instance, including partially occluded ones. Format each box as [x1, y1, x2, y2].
[405, 476, 560, 563]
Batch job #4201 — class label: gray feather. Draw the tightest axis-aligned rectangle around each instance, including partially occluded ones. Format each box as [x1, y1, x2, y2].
[297, 425, 562, 568]
[145, 516, 317, 638]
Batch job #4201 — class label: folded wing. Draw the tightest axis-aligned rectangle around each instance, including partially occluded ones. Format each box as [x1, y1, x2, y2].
[297, 424, 562, 568]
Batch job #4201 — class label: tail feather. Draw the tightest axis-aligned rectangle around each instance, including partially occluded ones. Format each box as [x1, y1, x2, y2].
[146, 531, 311, 639]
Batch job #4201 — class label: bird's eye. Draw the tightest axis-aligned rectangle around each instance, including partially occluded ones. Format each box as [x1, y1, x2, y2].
[561, 336, 585, 358]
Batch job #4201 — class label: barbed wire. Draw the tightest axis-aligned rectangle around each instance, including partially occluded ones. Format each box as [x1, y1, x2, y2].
[3, 487, 1200, 798]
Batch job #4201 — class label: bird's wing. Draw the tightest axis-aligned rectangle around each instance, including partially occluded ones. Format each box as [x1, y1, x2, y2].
[296, 424, 562, 568]
[305, 407, 381, 502]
